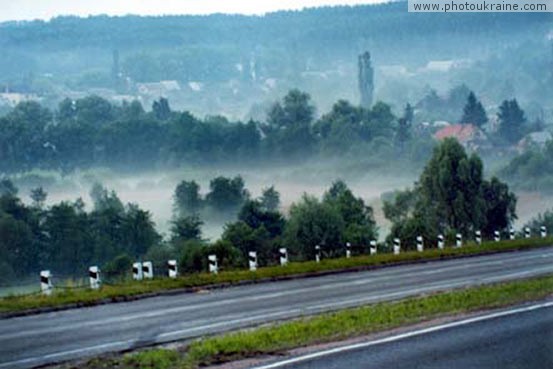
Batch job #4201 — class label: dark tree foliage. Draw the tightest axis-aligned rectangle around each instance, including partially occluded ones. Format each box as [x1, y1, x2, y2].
[0, 183, 161, 280]
[259, 186, 280, 212]
[174, 180, 202, 216]
[0, 89, 435, 174]
[29, 187, 47, 208]
[152, 98, 171, 121]
[497, 99, 526, 144]
[283, 181, 378, 260]
[206, 176, 249, 213]
[170, 215, 203, 243]
[460, 91, 488, 127]
[323, 180, 378, 251]
[284, 194, 345, 260]
[238, 200, 285, 238]
[384, 138, 517, 248]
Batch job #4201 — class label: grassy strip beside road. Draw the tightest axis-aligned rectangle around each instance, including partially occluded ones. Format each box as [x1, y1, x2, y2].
[2, 237, 552, 315]
[63, 274, 553, 369]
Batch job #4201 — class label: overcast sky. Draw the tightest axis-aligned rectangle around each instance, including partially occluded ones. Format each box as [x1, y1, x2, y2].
[0, 0, 381, 22]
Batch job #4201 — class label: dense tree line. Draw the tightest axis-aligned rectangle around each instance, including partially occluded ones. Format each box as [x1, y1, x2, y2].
[0, 91, 434, 174]
[383, 138, 517, 248]
[0, 181, 160, 283]
[174, 179, 379, 272]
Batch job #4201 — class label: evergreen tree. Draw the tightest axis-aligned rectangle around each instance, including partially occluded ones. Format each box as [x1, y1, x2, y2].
[497, 99, 526, 144]
[460, 92, 488, 127]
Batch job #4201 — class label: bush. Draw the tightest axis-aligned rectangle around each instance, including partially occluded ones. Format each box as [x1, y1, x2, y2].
[103, 253, 132, 280]
[178, 240, 206, 273]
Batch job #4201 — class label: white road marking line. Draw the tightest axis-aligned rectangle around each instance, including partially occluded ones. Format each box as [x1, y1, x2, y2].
[249, 301, 553, 369]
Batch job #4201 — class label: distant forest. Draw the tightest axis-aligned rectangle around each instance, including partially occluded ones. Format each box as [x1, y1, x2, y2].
[0, 3, 551, 119]
[1, 3, 548, 81]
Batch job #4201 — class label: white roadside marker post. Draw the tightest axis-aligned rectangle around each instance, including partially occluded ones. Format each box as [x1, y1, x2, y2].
[132, 262, 143, 281]
[208, 254, 218, 274]
[89, 266, 100, 290]
[475, 230, 482, 245]
[393, 238, 401, 255]
[346, 242, 352, 258]
[456, 233, 463, 248]
[437, 234, 445, 250]
[524, 227, 531, 239]
[167, 260, 178, 278]
[370, 240, 377, 255]
[541, 226, 547, 238]
[416, 236, 424, 252]
[279, 248, 288, 266]
[40, 270, 53, 296]
[509, 227, 515, 240]
[315, 245, 321, 263]
[248, 251, 258, 271]
[142, 261, 153, 279]
[494, 230, 500, 242]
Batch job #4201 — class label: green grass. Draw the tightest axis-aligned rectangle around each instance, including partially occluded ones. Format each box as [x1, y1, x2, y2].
[1, 237, 551, 315]
[57, 274, 553, 369]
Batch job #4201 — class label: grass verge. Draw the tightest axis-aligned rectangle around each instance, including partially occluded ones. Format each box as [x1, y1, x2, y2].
[1, 237, 551, 315]
[55, 274, 553, 369]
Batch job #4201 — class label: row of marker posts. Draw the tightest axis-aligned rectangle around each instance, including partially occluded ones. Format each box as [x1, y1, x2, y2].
[40, 266, 102, 295]
[388, 225, 548, 256]
[38, 226, 549, 293]
[207, 248, 290, 275]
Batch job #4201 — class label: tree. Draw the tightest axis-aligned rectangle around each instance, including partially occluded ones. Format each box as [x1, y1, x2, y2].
[323, 180, 378, 249]
[205, 176, 249, 213]
[460, 92, 488, 127]
[43, 201, 94, 274]
[238, 200, 285, 237]
[174, 180, 202, 215]
[259, 186, 280, 212]
[481, 177, 517, 235]
[497, 99, 526, 144]
[30, 187, 47, 208]
[385, 138, 517, 244]
[152, 97, 171, 121]
[268, 89, 315, 128]
[170, 215, 203, 243]
[123, 203, 161, 256]
[0, 214, 34, 278]
[284, 194, 345, 260]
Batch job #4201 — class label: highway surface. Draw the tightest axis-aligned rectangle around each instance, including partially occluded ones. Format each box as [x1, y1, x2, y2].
[0, 248, 552, 368]
[254, 302, 553, 369]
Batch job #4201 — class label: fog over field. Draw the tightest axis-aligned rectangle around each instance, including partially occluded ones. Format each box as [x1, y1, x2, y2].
[18, 164, 552, 243]
[30, 164, 414, 240]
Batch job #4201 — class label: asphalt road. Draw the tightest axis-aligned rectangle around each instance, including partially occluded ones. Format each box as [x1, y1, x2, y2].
[1, 248, 552, 368]
[257, 302, 553, 369]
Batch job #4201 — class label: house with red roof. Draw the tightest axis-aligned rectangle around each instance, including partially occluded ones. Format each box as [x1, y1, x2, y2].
[434, 124, 489, 151]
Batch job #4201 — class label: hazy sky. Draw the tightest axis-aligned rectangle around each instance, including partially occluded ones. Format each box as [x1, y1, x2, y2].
[0, 0, 381, 22]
